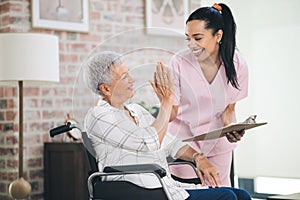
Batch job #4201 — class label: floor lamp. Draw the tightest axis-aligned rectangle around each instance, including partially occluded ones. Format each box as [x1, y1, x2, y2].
[0, 33, 59, 199]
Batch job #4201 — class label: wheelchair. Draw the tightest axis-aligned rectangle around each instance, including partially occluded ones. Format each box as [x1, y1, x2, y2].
[50, 122, 201, 200]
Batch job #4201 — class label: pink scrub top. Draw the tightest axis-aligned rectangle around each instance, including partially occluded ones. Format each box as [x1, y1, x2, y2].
[168, 48, 248, 157]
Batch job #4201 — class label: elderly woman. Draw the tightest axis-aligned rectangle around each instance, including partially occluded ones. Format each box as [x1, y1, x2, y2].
[83, 51, 251, 200]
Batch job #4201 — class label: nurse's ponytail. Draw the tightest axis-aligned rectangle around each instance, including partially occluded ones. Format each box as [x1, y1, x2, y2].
[218, 3, 238, 89]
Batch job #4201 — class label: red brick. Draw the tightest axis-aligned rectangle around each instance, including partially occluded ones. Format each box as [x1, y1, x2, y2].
[0, 100, 7, 109]
[28, 146, 43, 156]
[0, 148, 18, 156]
[6, 99, 15, 108]
[24, 134, 41, 144]
[26, 99, 39, 108]
[42, 133, 51, 143]
[6, 135, 18, 145]
[4, 87, 17, 97]
[41, 88, 57, 96]
[42, 122, 54, 131]
[3, 123, 18, 133]
[29, 169, 43, 179]
[5, 111, 15, 121]
[0, 160, 5, 169]
[90, 12, 101, 19]
[107, 2, 121, 12]
[0, 3, 10, 13]
[0, 137, 5, 145]
[66, 64, 79, 75]
[0, 172, 18, 181]
[24, 87, 40, 96]
[25, 110, 41, 121]
[12, 124, 18, 132]
[27, 158, 42, 168]
[91, 1, 103, 11]
[67, 32, 78, 40]
[28, 122, 41, 131]
[42, 110, 64, 119]
[0, 27, 12, 32]
[126, 15, 143, 24]
[0, 183, 7, 193]
[62, 98, 72, 107]
[56, 31, 68, 39]
[61, 87, 71, 96]
[7, 160, 18, 168]
[59, 42, 65, 52]
[79, 34, 101, 43]
[66, 43, 89, 53]
[60, 77, 76, 85]
[97, 24, 113, 32]
[60, 54, 78, 63]
[41, 99, 53, 108]
[0, 172, 8, 181]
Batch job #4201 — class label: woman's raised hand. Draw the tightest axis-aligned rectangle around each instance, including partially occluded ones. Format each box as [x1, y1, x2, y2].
[149, 62, 174, 144]
[150, 61, 174, 103]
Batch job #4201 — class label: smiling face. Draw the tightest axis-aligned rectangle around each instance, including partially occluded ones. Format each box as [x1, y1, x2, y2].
[100, 63, 135, 106]
[185, 20, 223, 62]
[110, 63, 134, 102]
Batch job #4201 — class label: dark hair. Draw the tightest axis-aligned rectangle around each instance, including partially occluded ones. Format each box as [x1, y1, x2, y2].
[186, 3, 239, 89]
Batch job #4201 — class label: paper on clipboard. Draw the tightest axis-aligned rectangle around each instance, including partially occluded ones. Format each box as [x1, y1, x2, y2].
[182, 116, 267, 142]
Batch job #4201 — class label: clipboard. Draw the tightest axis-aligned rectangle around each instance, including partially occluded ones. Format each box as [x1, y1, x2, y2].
[182, 118, 267, 142]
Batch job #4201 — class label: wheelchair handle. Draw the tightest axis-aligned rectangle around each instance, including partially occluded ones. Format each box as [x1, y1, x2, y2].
[49, 122, 73, 137]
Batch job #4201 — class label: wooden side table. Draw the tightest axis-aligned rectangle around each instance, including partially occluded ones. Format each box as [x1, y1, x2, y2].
[44, 142, 90, 200]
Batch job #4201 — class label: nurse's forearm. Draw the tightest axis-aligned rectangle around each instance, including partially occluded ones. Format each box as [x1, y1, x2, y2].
[169, 105, 178, 121]
[223, 103, 236, 126]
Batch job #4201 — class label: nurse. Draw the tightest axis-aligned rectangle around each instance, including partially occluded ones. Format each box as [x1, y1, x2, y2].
[168, 3, 248, 187]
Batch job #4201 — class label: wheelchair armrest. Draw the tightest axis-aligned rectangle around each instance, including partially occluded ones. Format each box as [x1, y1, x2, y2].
[168, 160, 201, 185]
[168, 161, 198, 176]
[103, 163, 166, 178]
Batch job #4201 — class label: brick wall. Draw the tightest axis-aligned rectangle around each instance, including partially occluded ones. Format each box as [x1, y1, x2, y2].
[0, 0, 201, 199]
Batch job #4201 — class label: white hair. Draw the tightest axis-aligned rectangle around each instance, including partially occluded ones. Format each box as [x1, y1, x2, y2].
[83, 51, 122, 96]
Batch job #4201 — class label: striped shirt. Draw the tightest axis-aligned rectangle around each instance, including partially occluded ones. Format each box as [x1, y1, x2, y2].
[84, 99, 206, 200]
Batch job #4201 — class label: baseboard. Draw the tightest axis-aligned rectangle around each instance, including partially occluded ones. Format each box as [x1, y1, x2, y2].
[238, 178, 275, 199]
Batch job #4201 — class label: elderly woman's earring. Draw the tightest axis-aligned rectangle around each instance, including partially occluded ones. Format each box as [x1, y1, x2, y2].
[218, 41, 222, 45]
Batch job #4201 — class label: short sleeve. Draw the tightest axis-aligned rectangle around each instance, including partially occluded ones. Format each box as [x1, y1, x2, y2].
[230, 52, 249, 104]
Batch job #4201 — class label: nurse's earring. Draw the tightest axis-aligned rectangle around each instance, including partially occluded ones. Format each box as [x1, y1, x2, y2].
[217, 40, 222, 45]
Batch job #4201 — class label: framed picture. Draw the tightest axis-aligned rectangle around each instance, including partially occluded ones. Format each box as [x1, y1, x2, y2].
[145, 0, 190, 36]
[32, 0, 89, 32]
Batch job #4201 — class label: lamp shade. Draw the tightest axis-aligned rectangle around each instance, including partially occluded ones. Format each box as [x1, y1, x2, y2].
[0, 33, 59, 82]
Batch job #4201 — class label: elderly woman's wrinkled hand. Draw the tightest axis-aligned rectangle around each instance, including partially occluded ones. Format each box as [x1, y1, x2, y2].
[150, 61, 174, 103]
